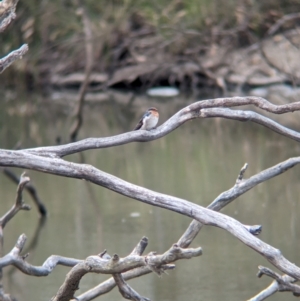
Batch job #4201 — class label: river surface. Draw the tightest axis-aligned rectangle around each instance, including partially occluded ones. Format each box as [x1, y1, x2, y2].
[1, 90, 300, 301]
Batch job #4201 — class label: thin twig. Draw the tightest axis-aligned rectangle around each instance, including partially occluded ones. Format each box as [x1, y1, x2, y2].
[0, 172, 31, 229]
[267, 12, 300, 36]
[0, 172, 31, 253]
[247, 266, 300, 301]
[0, 44, 28, 74]
[236, 163, 248, 184]
[0, 234, 81, 275]
[113, 273, 150, 301]
[2, 168, 47, 216]
[69, 4, 94, 142]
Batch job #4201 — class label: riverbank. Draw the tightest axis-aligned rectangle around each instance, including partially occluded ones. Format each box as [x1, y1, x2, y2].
[1, 0, 300, 93]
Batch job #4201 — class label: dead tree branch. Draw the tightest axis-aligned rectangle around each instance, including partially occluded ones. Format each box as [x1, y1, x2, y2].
[200, 107, 300, 142]
[0, 0, 18, 32]
[76, 162, 261, 301]
[52, 243, 201, 301]
[23, 97, 300, 158]
[113, 273, 150, 301]
[1, 168, 46, 216]
[1, 149, 300, 280]
[130, 236, 148, 256]
[0, 172, 30, 255]
[0, 234, 81, 275]
[69, 4, 94, 142]
[248, 266, 300, 301]
[0, 99, 300, 282]
[0, 44, 28, 74]
[0, 173, 30, 230]
[176, 154, 297, 247]
[0, 98, 300, 300]
[76, 237, 169, 301]
[76, 267, 157, 301]
[267, 12, 300, 36]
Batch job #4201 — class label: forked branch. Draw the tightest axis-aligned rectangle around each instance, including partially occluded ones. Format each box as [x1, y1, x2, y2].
[248, 266, 300, 301]
[0, 234, 81, 275]
[1, 98, 300, 300]
[52, 241, 201, 301]
[23, 97, 300, 157]
[0, 173, 31, 230]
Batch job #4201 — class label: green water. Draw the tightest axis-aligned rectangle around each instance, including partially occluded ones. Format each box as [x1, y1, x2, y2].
[0, 91, 300, 301]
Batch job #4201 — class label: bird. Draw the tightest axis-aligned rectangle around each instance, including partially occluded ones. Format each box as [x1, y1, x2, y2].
[133, 107, 159, 130]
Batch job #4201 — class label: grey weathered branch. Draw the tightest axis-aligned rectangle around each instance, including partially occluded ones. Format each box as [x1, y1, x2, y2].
[0, 0, 18, 32]
[24, 97, 300, 158]
[177, 155, 295, 248]
[248, 266, 300, 301]
[1, 98, 300, 300]
[0, 173, 30, 231]
[2, 168, 47, 216]
[2, 148, 300, 282]
[1, 135, 300, 282]
[77, 162, 261, 301]
[53, 243, 201, 301]
[0, 44, 28, 74]
[76, 266, 174, 301]
[113, 273, 150, 301]
[76, 238, 174, 301]
[200, 107, 300, 143]
[130, 236, 148, 256]
[0, 172, 31, 255]
[0, 234, 81, 275]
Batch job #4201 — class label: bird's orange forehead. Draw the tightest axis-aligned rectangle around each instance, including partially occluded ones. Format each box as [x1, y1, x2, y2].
[149, 108, 159, 117]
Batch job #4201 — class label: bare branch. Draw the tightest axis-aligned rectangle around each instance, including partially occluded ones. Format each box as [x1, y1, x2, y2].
[236, 163, 248, 184]
[1, 98, 300, 299]
[0, 44, 28, 74]
[200, 108, 300, 143]
[113, 273, 150, 301]
[130, 237, 148, 256]
[267, 12, 300, 36]
[1, 151, 300, 281]
[177, 155, 296, 247]
[248, 266, 300, 301]
[0, 0, 18, 32]
[53, 244, 201, 301]
[257, 266, 300, 293]
[76, 267, 159, 301]
[248, 281, 280, 301]
[23, 97, 300, 158]
[0, 234, 81, 275]
[69, 4, 94, 142]
[0, 173, 30, 231]
[2, 168, 47, 216]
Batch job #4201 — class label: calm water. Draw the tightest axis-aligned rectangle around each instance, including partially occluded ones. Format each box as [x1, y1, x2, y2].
[1, 91, 300, 301]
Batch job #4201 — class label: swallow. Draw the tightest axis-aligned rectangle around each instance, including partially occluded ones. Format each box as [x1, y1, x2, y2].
[134, 107, 159, 130]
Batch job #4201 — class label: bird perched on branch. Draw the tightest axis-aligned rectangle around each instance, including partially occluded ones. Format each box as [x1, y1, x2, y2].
[133, 107, 159, 130]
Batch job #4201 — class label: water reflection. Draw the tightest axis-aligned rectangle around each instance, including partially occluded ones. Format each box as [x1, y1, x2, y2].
[0, 91, 300, 301]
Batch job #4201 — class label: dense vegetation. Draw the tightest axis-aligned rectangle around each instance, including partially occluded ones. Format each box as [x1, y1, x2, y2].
[1, 0, 300, 89]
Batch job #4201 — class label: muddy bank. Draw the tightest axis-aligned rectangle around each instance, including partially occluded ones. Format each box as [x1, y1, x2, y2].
[49, 27, 300, 93]
[1, 1, 300, 95]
